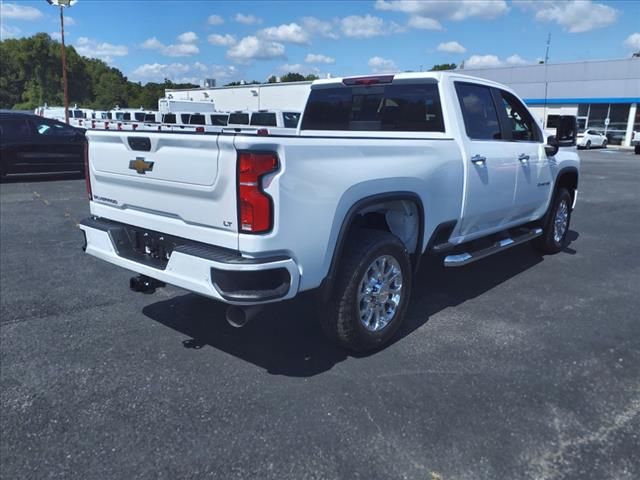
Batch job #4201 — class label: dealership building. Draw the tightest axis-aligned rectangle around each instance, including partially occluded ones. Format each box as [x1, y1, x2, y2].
[167, 57, 640, 146]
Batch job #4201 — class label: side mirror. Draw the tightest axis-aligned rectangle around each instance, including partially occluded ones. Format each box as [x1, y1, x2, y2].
[545, 135, 559, 157]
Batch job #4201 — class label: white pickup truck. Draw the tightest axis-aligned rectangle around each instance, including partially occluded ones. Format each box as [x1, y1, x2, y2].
[80, 72, 579, 352]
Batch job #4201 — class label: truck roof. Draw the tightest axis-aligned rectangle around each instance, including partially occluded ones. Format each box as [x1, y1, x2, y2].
[311, 71, 508, 90]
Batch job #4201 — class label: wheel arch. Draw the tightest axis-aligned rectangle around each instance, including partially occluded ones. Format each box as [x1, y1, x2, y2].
[319, 191, 425, 301]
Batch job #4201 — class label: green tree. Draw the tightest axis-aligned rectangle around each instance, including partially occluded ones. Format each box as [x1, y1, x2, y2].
[280, 72, 306, 82]
[430, 63, 457, 71]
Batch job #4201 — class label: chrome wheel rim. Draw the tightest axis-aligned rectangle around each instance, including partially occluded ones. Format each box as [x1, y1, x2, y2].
[553, 199, 569, 244]
[357, 255, 403, 332]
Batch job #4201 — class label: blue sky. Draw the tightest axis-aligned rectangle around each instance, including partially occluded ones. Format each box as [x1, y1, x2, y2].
[1, 0, 639, 85]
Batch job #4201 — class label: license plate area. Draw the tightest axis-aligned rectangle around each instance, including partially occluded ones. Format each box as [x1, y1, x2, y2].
[109, 225, 180, 270]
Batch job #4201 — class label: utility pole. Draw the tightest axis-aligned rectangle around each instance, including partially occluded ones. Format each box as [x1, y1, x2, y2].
[47, 0, 77, 124]
[59, 6, 69, 124]
[543, 33, 551, 127]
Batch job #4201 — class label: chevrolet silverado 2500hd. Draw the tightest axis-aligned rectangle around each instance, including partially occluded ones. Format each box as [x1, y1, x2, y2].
[80, 72, 580, 352]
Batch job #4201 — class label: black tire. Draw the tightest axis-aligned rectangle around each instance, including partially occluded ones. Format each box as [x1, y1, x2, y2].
[602, 139, 607, 148]
[585, 140, 591, 149]
[635, 144, 640, 155]
[533, 188, 572, 254]
[321, 229, 412, 352]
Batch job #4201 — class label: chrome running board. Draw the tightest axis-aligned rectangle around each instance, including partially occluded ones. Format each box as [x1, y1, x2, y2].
[444, 228, 543, 267]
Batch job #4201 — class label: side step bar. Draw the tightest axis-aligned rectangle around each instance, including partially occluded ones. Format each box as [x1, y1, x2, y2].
[444, 228, 542, 267]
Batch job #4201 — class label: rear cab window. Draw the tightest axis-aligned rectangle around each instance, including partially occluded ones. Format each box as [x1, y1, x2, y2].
[229, 113, 249, 125]
[283, 112, 300, 128]
[0, 117, 32, 138]
[162, 114, 176, 124]
[250, 112, 277, 127]
[210, 114, 228, 126]
[301, 82, 445, 132]
[188, 114, 206, 125]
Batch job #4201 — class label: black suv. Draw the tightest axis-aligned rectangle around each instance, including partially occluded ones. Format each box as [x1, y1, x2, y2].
[0, 111, 86, 180]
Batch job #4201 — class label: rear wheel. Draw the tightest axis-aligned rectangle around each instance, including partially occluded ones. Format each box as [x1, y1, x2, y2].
[585, 140, 591, 149]
[602, 139, 607, 148]
[533, 188, 572, 254]
[321, 229, 412, 352]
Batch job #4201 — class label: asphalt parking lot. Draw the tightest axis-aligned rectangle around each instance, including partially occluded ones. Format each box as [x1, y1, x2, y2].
[1, 148, 639, 480]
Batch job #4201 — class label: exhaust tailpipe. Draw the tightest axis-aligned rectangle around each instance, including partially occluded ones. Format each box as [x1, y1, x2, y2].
[129, 275, 166, 294]
[226, 305, 263, 328]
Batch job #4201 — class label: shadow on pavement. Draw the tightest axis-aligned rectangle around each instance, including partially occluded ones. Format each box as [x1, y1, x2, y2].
[143, 233, 578, 377]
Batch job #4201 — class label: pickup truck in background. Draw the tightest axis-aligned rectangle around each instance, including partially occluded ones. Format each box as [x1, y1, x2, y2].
[80, 72, 580, 352]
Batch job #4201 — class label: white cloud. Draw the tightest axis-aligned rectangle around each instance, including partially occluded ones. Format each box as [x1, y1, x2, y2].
[437, 41, 466, 53]
[208, 33, 236, 46]
[522, 0, 617, 33]
[141, 34, 199, 57]
[62, 16, 76, 26]
[464, 54, 532, 69]
[276, 63, 320, 75]
[50, 31, 61, 41]
[1, 24, 21, 39]
[130, 62, 240, 84]
[506, 54, 527, 65]
[0, 2, 43, 21]
[624, 33, 640, 51]
[465, 54, 503, 68]
[235, 13, 262, 25]
[368, 56, 398, 73]
[227, 36, 285, 63]
[177, 31, 198, 44]
[301, 16, 339, 39]
[305, 53, 335, 64]
[408, 16, 442, 30]
[375, 0, 508, 20]
[341, 15, 403, 38]
[207, 14, 224, 25]
[259, 23, 309, 45]
[75, 37, 128, 63]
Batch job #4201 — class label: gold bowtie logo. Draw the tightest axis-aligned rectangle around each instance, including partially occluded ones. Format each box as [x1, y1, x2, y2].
[129, 157, 154, 174]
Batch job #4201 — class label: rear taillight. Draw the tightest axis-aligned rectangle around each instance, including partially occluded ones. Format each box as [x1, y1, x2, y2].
[237, 152, 278, 234]
[104, 121, 110, 129]
[195, 126, 205, 133]
[158, 125, 162, 131]
[132, 123, 138, 130]
[83, 141, 92, 200]
[91, 120, 96, 129]
[117, 122, 123, 131]
[257, 128, 269, 136]
[78, 119, 83, 126]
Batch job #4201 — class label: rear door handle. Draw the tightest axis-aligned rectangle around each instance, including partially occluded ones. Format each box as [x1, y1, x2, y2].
[471, 154, 486, 165]
[518, 154, 530, 163]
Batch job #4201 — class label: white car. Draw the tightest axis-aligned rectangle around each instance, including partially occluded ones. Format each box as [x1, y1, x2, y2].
[80, 72, 580, 352]
[577, 129, 607, 149]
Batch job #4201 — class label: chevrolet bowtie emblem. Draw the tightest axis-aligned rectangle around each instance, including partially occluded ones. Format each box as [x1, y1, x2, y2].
[129, 157, 154, 174]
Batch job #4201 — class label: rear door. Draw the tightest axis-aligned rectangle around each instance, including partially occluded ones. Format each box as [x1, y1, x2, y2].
[29, 117, 84, 173]
[454, 82, 518, 237]
[493, 88, 551, 223]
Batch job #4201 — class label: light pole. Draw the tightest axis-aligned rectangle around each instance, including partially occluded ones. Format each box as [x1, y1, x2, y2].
[46, 0, 77, 124]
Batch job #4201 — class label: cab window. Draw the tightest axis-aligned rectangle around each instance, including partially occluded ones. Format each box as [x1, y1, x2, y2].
[496, 90, 541, 142]
[455, 82, 501, 140]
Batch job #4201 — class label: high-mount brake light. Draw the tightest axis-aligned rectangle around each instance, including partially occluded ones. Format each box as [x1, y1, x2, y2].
[237, 152, 278, 234]
[342, 75, 394, 86]
[83, 141, 92, 200]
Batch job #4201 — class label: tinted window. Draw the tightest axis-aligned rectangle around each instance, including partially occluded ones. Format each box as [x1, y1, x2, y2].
[180, 114, 190, 124]
[250, 112, 277, 127]
[546, 115, 559, 128]
[229, 113, 249, 125]
[144, 113, 157, 123]
[0, 118, 31, 138]
[210, 114, 228, 126]
[162, 114, 176, 124]
[134, 112, 145, 121]
[33, 119, 74, 136]
[283, 112, 300, 128]
[72, 110, 84, 118]
[455, 83, 501, 140]
[301, 83, 444, 132]
[497, 90, 541, 142]
[122, 113, 131, 121]
[189, 114, 206, 125]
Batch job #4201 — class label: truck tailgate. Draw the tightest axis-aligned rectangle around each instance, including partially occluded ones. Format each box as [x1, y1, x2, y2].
[87, 131, 238, 249]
